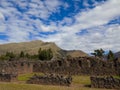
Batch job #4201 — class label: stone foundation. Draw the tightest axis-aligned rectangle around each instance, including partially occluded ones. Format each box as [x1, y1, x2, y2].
[27, 74, 72, 86]
[91, 76, 120, 89]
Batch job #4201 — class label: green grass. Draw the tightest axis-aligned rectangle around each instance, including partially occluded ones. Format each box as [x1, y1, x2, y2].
[72, 75, 91, 85]
[0, 83, 111, 90]
[17, 73, 44, 81]
[113, 76, 120, 79]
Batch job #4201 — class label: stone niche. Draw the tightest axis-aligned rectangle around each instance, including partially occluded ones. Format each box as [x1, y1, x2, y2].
[27, 74, 72, 86]
[91, 76, 120, 89]
[0, 73, 17, 82]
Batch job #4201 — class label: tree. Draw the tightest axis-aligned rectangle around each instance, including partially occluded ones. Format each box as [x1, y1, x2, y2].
[25, 53, 30, 58]
[47, 48, 53, 60]
[20, 51, 25, 57]
[0, 55, 9, 60]
[5, 52, 15, 59]
[91, 52, 97, 57]
[91, 48, 105, 58]
[107, 50, 114, 61]
[38, 48, 53, 61]
[5, 52, 16, 60]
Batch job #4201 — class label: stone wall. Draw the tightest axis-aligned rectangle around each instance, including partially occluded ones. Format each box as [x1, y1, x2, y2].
[0, 60, 33, 75]
[27, 74, 72, 86]
[33, 57, 120, 75]
[91, 76, 120, 89]
[0, 73, 17, 82]
[0, 57, 120, 76]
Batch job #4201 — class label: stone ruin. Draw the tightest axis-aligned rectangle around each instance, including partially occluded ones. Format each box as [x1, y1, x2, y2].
[0, 57, 120, 76]
[0, 60, 33, 75]
[0, 56, 120, 89]
[27, 74, 72, 86]
[91, 76, 120, 89]
[0, 60, 33, 82]
[33, 57, 120, 76]
[0, 73, 17, 82]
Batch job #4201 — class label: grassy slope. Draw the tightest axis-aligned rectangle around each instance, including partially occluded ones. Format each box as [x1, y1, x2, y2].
[0, 73, 113, 90]
[0, 40, 88, 58]
[0, 40, 61, 55]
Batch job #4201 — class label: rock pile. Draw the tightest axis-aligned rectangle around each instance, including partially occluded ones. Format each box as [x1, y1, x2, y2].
[27, 74, 72, 86]
[91, 76, 120, 89]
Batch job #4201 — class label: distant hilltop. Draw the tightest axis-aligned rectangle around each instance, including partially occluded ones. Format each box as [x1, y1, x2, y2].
[0, 40, 88, 59]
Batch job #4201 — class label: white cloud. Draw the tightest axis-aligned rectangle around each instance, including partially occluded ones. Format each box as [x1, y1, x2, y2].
[74, 0, 120, 29]
[44, 0, 62, 12]
[0, 12, 4, 20]
[0, 0, 62, 42]
[0, 0, 120, 53]
[44, 24, 120, 53]
[39, 0, 120, 53]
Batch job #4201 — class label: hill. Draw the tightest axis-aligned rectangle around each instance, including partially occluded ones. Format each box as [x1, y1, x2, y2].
[0, 40, 88, 59]
[114, 51, 120, 58]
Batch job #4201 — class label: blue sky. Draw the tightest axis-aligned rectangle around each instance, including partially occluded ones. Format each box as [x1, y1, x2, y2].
[0, 0, 120, 53]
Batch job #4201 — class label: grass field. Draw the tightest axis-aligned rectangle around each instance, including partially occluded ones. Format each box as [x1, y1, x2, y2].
[0, 73, 114, 90]
[17, 73, 44, 81]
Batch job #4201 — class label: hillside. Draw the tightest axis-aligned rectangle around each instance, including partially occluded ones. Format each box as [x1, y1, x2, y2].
[0, 40, 88, 59]
[114, 51, 120, 58]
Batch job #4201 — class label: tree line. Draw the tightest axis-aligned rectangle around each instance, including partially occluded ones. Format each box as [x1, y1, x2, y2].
[0, 48, 53, 61]
[91, 48, 115, 61]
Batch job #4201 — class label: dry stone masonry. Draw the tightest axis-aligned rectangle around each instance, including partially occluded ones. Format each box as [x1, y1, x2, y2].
[33, 57, 120, 76]
[27, 74, 72, 86]
[0, 57, 120, 76]
[91, 76, 120, 89]
[0, 60, 33, 75]
[0, 73, 17, 82]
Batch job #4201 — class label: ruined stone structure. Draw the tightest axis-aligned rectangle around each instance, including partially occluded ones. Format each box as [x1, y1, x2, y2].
[0, 60, 33, 75]
[0, 57, 120, 76]
[0, 73, 17, 82]
[33, 57, 120, 76]
[91, 76, 120, 89]
[27, 74, 72, 86]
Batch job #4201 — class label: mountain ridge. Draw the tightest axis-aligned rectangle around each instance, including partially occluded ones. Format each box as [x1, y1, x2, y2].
[0, 40, 88, 59]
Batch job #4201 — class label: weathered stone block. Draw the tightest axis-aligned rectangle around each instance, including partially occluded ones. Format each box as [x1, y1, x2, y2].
[91, 76, 120, 89]
[27, 74, 72, 86]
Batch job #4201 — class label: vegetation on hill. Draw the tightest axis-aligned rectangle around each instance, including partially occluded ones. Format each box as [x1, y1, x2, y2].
[38, 48, 53, 60]
[0, 48, 53, 61]
[0, 40, 88, 60]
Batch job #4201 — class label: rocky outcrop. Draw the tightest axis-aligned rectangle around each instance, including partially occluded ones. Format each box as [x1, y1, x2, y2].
[27, 74, 72, 86]
[91, 76, 120, 89]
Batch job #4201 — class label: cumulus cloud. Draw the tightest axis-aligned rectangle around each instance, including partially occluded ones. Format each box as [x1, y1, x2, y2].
[40, 0, 120, 52]
[0, 0, 62, 41]
[75, 0, 120, 29]
[0, 0, 120, 53]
